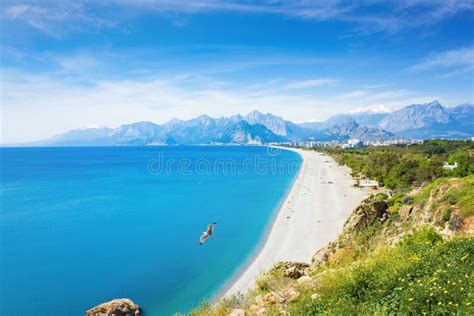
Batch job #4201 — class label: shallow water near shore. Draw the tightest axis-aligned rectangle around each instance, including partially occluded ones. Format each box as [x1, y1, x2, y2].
[0, 146, 301, 315]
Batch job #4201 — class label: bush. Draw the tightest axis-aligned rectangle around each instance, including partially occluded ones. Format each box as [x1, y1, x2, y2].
[442, 208, 452, 222]
[375, 193, 389, 201]
[403, 196, 415, 205]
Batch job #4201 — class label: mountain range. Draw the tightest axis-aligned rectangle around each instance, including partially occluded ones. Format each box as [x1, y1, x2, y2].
[31, 101, 473, 146]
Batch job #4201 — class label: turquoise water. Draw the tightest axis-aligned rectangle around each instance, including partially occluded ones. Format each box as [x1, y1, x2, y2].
[0, 146, 301, 315]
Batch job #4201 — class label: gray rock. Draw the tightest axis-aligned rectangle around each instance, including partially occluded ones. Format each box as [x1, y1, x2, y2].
[311, 248, 329, 267]
[275, 261, 310, 279]
[86, 298, 140, 316]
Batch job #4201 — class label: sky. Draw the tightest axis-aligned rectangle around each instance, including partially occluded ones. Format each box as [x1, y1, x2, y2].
[1, 0, 473, 143]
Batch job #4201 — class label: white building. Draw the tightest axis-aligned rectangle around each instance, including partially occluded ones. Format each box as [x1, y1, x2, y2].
[358, 179, 380, 188]
[348, 139, 362, 146]
[443, 162, 458, 170]
[341, 139, 363, 149]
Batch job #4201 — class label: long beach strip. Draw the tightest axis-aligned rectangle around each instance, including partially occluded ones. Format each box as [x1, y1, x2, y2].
[224, 147, 368, 297]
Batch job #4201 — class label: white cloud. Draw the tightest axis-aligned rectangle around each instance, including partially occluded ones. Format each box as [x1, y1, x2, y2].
[335, 89, 411, 102]
[286, 78, 338, 89]
[3, 0, 473, 36]
[362, 83, 391, 89]
[410, 46, 474, 74]
[335, 90, 369, 99]
[3, 2, 114, 36]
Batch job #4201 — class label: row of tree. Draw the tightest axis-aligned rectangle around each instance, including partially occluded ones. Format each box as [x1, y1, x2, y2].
[316, 140, 473, 191]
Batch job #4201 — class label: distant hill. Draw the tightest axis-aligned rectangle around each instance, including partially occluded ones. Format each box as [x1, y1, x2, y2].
[29, 101, 473, 146]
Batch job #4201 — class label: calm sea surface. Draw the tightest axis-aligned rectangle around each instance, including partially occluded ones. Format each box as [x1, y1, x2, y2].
[0, 146, 301, 315]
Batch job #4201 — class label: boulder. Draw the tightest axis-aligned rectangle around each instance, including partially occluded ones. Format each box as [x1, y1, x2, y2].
[345, 202, 372, 230]
[311, 248, 329, 267]
[275, 261, 310, 279]
[345, 198, 390, 230]
[86, 298, 140, 316]
[229, 309, 247, 316]
[372, 200, 388, 218]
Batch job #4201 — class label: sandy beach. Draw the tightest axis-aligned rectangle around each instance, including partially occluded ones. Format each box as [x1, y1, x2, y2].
[224, 147, 368, 297]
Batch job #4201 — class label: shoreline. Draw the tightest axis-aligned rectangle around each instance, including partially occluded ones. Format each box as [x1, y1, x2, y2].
[221, 147, 369, 298]
[213, 146, 306, 300]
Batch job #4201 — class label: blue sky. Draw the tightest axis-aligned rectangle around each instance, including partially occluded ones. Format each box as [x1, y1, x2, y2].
[1, 0, 473, 143]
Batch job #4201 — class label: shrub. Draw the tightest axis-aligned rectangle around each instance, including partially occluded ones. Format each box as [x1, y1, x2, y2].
[442, 208, 452, 222]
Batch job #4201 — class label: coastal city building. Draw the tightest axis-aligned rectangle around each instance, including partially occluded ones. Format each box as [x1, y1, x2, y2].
[281, 138, 424, 149]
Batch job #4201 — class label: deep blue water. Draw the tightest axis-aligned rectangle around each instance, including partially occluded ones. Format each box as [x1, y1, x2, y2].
[0, 146, 301, 315]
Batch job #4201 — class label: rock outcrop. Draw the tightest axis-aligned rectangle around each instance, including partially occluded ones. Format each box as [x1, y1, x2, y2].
[86, 298, 140, 316]
[345, 197, 390, 230]
[274, 261, 310, 279]
[311, 248, 330, 267]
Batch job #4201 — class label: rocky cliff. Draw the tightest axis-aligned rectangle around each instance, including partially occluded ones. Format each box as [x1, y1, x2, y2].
[86, 298, 140, 316]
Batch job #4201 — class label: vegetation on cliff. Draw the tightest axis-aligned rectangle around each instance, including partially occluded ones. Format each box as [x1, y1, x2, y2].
[189, 141, 473, 315]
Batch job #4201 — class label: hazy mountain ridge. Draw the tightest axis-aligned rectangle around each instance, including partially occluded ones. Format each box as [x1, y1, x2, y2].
[323, 121, 397, 141]
[33, 101, 472, 146]
[379, 101, 452, 132]
[302, 101, 473, 139]
[40, 114, 288, 146]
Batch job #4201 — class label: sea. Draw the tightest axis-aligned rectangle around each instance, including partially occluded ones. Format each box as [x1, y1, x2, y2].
[0, 146, 301, 315]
